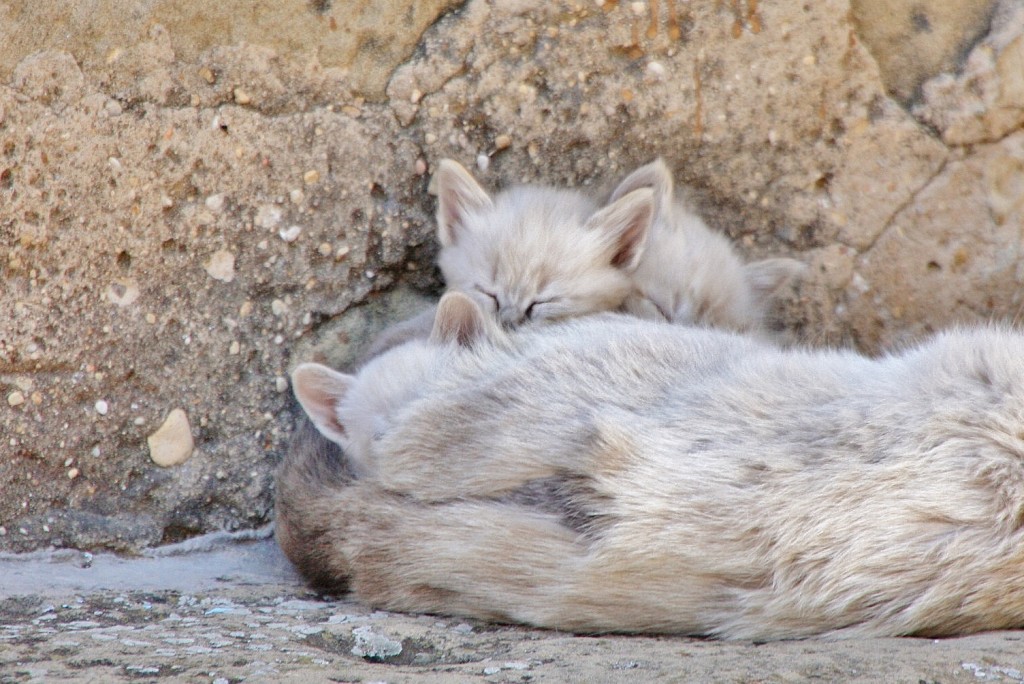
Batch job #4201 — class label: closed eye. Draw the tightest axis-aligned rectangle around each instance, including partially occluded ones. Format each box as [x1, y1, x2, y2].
[525, 298, 558, 320]
[475, 286, 500, 311]
[650, 298, 672, 322]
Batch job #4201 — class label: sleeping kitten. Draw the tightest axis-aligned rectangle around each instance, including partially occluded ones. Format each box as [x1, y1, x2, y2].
[280, 292, 1024, 640]
[364, 158, 654, 357]
[610, 158, 805, 333]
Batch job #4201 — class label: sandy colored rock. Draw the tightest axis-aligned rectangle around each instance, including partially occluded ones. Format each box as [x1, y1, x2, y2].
[1, 0, 1023, 557]
[0, 0, 464, 100]
[850, 0, 997, 104]
[204, 249, 236, 282]
[147, 409, 195, 467]
[105, 278, 141, 307]
[915, 2, 1024, 144]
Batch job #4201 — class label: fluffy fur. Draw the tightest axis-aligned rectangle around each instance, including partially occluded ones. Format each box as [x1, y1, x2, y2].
[610, 159, 805, 332]
[365, 159, 654, 357]
[280, 293, 1024, 640]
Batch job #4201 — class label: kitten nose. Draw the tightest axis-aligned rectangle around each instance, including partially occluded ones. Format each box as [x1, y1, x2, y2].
[498, 307, 526, 328]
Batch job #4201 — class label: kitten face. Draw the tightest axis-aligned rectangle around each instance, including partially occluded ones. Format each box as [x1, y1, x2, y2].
[292, 292, 498, 476]
[434, 160, 653, 329]
[612, 159, 805, 332]
[291, 342, 438, 476]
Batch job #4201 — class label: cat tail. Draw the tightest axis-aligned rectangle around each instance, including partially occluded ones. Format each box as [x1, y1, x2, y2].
[274, 415, 357, 592]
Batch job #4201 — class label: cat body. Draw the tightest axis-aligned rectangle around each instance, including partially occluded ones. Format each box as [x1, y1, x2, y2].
[280, 294, 1024, 640]
[610, 159, 805, 332]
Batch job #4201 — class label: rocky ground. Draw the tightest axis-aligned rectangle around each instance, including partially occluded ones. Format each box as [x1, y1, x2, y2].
[3, 533, 1024, 683]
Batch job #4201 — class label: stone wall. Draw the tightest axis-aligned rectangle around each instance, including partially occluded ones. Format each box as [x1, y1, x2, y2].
[1, 0, 1021, 552]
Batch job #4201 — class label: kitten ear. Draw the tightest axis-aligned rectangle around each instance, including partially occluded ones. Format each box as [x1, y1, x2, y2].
[291, 363, 355, 445]
[435, 159, 494, 247]
[430, 291, 496, 347]
[744, 258, 807, 299]
[585, 187, 655, 272]
[609, 158, 674, 215]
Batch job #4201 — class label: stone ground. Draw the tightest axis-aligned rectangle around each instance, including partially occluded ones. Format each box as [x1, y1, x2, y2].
[3, 532, 1024, 683]
[3, 0, 1024, 680]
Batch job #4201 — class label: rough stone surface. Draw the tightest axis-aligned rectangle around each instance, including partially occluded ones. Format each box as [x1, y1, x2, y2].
[0, 0, 464, 100]
[850, 0, 997, 104]
[2, 536, 1024, 682]
[1, 0, 1023, 560]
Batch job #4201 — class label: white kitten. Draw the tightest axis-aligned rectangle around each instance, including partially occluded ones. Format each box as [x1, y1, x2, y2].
[610, 158, 805, 333]
[281, 293, 1024, 640]
[364, 159, 654, 357]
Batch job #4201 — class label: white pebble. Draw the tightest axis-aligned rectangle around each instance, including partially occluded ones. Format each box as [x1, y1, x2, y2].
[205, 194, 226, 213]
[255, 205, 283, 229]
[147, 409, 194, 467]
[67, 468, 80, 480]
[350, 626, 402, 660]
[275, 376, 288, 393]
[646, 61, 667, 80]
[106, 279, 140, 307]
[279, 225, 302, 242]
[95, 400, 109, 416]
[271, 299, 288, 316]
[204, 250, 236, 283]
[7, 391, 25, 407]
[476, 154, 490, 172]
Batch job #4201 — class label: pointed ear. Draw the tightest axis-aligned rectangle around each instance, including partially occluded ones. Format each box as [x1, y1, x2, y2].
[291, 363, 355, 445]
[435, 159, 494, 247]
[609, 158, 674, 213]
[744, 258, 807, 298]
[430, 291, 495, 347]
[585, 187, 654, 272]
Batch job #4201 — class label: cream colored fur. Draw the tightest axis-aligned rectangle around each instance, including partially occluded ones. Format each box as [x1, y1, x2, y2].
[280, 293, 1024, 640]
[610, 159, 805, 333]
[365, 159, 654, 357]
